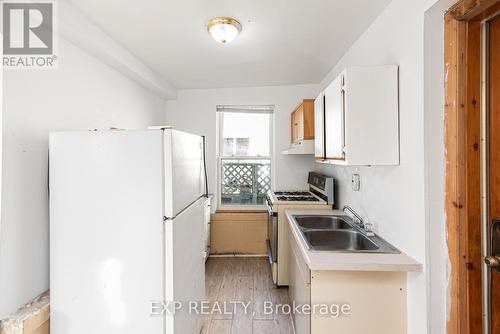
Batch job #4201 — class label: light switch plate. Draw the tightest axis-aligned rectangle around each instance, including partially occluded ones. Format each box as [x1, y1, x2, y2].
[352, 174, 360, 191]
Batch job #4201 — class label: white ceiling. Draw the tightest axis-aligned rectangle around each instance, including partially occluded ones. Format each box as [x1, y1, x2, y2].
[68, 0, 391, 90]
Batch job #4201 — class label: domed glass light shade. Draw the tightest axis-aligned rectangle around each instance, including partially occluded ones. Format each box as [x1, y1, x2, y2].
[207, 17, 242, 44]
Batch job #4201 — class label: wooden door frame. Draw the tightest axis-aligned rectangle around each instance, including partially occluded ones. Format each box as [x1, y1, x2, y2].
[445, 1, 500, 333]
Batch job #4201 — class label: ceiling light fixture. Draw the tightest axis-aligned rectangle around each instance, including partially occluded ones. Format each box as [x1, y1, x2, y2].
[207, 17, 242, 44]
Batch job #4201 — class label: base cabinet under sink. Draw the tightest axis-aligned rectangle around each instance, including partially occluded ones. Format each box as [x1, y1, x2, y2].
[287, 224, 408, 334]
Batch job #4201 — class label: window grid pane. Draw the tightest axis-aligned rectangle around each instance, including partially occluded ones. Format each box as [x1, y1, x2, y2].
[221, 112, 270, 157]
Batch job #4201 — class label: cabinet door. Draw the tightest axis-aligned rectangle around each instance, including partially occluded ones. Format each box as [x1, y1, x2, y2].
[291, 110, 298, 143]
[302, 100, 315, 140]
[289, 234, 311, 334]
[324, 74, 345, 160]
[314, 94, 325, 159]
[296, 106, 304, 142]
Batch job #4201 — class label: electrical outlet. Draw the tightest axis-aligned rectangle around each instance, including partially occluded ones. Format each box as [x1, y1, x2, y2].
[351, 174, 360, 191]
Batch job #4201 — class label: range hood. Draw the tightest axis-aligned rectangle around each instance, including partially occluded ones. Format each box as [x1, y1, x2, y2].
[281, 140, 314, 155]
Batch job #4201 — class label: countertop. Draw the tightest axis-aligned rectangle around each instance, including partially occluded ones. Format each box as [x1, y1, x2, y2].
[285, 209, 423, 272]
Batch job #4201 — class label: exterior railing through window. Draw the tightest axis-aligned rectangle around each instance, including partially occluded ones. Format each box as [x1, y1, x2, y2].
[221, 160, 271, 205]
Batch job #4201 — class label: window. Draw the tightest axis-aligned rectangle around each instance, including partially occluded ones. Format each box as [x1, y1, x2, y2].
[217, 106, 274, 208]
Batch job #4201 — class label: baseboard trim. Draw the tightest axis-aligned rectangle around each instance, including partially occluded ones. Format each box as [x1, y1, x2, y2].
[208, 254, 267, 258]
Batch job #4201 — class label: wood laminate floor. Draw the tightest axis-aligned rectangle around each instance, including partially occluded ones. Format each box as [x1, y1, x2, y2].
[202, 257, 294, 334]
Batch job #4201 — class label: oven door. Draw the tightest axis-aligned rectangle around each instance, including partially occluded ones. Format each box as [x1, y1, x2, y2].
[268, 213, 278, 264]
[266, 197, 278, 265]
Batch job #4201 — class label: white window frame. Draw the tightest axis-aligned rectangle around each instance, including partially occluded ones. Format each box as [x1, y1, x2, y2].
[216, 106, 275, 211]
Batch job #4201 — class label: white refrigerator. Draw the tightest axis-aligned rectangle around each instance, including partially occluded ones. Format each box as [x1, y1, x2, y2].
[49, 129, 208, 334]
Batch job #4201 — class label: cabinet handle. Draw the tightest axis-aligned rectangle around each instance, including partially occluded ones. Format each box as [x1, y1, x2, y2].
[341, 75, 346, 157]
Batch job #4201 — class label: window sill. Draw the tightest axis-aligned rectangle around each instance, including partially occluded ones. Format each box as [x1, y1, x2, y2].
[216, 205, 267, 213]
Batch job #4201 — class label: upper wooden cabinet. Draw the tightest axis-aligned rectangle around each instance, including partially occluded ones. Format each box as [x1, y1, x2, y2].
[291, 99, 315, 144]
[315, 66, 399, 166]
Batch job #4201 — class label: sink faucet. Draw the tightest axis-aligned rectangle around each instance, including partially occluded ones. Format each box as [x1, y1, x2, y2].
[343, 205, 365, 229]
[343, 205, 376, 237]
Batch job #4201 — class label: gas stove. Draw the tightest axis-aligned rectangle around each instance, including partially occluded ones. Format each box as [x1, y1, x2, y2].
[265, 172, 335, 286]
[268, 172, 335, 207]
[275, 195, 320, 202]
[274, 191, 312, 196]
[269, 191, 323, 205]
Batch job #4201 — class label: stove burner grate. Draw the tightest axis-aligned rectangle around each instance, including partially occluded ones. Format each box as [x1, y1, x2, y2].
[274, 191, 312, 196]
[276, 196, 320, 202]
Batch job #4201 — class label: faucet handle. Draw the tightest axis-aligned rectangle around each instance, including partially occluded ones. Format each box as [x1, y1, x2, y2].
[364, 222, 375, 237]
[352, 216, 361, 225]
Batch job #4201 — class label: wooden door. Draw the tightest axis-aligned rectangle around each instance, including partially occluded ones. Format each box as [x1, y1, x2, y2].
[444, 2, 500, 333]
[487, 14, 500, 332]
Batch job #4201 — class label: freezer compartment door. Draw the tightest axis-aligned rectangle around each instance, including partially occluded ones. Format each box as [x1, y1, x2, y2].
[164, 129, 205, 218]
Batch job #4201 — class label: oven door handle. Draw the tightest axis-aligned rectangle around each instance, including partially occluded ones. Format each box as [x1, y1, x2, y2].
[266, 197, 277, 217]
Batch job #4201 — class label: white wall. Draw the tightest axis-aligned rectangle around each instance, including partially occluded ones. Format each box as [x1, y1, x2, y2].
[314, 0, 447, 332]
[0, 37, 165, 317]
[165, 85, 319, 203]
[0, 33, 3, 257]
[57, 0, 176, 99]
[424, 0, 456, 333]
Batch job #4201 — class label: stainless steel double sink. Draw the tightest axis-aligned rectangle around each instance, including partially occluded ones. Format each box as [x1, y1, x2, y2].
[292, 215, 400, 254]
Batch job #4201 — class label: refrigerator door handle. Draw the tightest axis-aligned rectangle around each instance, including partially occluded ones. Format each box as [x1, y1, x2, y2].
[165, 196, 207, 220]
[202, 135, 209, 196]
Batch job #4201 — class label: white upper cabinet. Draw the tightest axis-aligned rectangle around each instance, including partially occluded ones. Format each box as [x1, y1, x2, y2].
[315, 66, 399, 166]
[324, 74, 345, 160]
